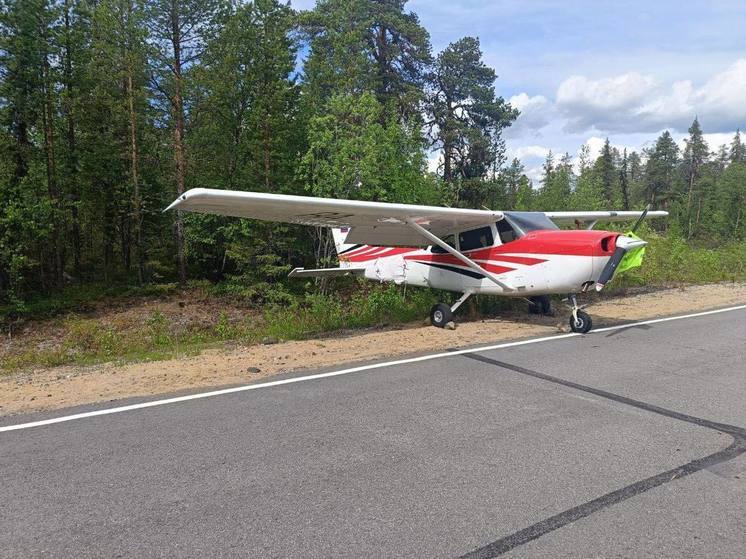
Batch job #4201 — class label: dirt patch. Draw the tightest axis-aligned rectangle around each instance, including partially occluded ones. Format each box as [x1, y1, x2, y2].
[2, 282, 746, 417]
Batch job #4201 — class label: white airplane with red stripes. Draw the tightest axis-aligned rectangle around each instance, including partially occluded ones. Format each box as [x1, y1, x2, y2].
[167, 189, 667, 333]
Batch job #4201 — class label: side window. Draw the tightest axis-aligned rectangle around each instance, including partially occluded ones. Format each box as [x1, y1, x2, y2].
[458, 226, 494, 252]
[497, 219, 518, 244]
[431, 234, 455, 254]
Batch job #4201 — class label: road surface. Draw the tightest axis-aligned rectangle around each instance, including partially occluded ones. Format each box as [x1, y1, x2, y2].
[1, 307, 745, 558]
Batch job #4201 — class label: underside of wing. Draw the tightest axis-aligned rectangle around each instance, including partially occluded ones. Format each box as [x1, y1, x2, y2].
[167, 188, 502, 247]
[544, 210, 669, 224]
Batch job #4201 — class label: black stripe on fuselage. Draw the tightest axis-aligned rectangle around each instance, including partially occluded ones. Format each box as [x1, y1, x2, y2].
[338, 244, 364, 255]
[418, 261, 485, 280]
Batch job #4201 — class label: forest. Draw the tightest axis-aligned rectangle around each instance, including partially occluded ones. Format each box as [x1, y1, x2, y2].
[2, 0, 745, 312]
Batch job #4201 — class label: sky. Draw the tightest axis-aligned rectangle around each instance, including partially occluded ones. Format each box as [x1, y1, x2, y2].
[291, 1, 746, 183]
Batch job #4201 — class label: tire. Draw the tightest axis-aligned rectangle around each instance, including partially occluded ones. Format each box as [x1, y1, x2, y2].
[569, 310, 593, 333]
[430, 303, 453, 328]
[528, 296, 552, 315]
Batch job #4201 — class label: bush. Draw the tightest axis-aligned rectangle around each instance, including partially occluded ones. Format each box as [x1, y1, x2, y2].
[146, 310, 173, 347]
[615, 234, 746, 287]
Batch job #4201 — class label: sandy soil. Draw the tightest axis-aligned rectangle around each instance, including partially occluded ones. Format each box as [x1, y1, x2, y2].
[2, 282, 746, 417]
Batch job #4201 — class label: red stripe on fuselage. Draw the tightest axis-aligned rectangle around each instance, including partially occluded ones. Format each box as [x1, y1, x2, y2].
[341, 230, 615, 263]
[343, 246, 418, 262]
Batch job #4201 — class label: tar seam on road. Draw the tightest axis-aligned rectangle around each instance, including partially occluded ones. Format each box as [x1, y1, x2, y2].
[2, 304, 745, 433]
[457, 353, 746, 559]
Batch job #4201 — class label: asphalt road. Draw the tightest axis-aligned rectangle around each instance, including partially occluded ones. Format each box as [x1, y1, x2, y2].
[1, 308, 745, 558]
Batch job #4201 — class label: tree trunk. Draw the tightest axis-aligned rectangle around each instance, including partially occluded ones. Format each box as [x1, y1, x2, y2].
[42, 49, 63, 286]
[63, 0, 81, 280]
[685, 158, 698, 239]
[171, 3, 187, 284]
[443, 137, 452, 183]
[263, 119, 271, 191]
[126, 60, 144, 284]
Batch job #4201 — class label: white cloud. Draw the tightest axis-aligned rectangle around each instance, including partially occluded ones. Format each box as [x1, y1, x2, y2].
[579, 136, 637, 160]
[510, 144, 552, 160]
[505, 93, 552, 136]
[555, 59, 746, 134]
[558, 72, 657, 111]
[525, 165, 545, 186]
[674, 132, 738, 154]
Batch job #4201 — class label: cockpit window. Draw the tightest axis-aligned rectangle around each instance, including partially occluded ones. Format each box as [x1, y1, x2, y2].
[496, 219, 518, 244]
[431, 234, 455, 253]
[458, 226, 494, 251]
[503, 211, 559, 234]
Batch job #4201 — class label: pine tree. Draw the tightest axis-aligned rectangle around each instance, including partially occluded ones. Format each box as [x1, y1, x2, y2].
[302, 0, 431, 125]
[645, 131, 680, 208]
[682, 117, 709, 238]
[730, 129, 745, 164]
[425, 37, 518, 187]
[594, 138, 616, 203]
[619, 148, 630, 210]
[188, 0, 301, 281]
[145, 0, 224, 283]
[503, 158, 526, 207]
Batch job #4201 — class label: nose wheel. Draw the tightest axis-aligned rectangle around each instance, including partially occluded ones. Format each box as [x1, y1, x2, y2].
[566, 294, 593, 333]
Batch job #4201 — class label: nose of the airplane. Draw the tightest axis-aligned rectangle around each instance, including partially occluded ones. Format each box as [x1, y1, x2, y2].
[594, 234, 648, 291]
[615, 234, 648, 251]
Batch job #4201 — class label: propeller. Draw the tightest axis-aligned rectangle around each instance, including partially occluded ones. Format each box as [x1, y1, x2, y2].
[629, 204, 650, 235]
[595, 205, 651, 292]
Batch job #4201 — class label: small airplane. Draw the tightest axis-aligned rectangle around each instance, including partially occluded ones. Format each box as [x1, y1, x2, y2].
[167, 188, 667, 333]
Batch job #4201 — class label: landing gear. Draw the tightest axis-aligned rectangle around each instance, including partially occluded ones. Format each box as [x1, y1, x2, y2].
[430, 303, 453, 328]
[430, 291, 472, 328]
[567, 294, 593, 333]
[570, 310, 593, 333]
[528, 296, 552, 315]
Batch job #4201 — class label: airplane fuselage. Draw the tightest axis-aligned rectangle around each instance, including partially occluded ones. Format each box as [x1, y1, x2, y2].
[338, 229, 619, 296]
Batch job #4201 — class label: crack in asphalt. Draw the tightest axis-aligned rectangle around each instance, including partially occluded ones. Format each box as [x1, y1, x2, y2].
[456, 353, 746, 559]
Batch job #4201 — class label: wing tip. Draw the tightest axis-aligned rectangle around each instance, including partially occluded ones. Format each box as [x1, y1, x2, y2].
[164, 188, 212, 212]
[163, 196, 185, 212]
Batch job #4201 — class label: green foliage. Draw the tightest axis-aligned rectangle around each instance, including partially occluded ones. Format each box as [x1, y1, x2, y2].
[262, 283, 438, 340]
[615, 234, 746, 287]
[426, 36, 518, 192]
[146, 310, 173, 347]
[301, 0, 431, 124]
[300, 92, 437, 204]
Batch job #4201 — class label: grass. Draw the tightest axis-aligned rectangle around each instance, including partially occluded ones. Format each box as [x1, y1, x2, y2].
[3, 235, 745, 374]
[0, 283, 441, 374]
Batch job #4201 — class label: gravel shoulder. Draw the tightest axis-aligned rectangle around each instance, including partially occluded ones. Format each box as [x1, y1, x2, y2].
[2, 282, 746, 417]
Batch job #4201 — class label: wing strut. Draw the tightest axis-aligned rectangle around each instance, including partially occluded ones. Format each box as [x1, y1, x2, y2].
[405, 220, 514, 292]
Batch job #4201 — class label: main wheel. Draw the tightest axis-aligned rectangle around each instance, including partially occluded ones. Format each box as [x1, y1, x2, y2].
[430, 303, 453, 328]
[528, 296, 552, 315]
[569, 310, 593, 333]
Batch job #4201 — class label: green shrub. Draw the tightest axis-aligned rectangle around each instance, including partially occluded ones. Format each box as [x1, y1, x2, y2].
[146, 310, 173, 347]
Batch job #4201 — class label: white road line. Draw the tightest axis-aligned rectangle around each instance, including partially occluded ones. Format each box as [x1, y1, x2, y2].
[2, 304, 746, 433]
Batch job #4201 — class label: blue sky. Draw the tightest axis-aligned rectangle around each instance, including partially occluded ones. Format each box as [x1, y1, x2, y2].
[291, 1, 746, 182]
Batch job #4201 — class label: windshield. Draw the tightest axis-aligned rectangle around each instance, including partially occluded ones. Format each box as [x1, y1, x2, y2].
[502, 212, 559, 235]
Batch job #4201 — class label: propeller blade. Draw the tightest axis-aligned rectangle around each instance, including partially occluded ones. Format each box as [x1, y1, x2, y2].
[595, 246, 627, 292]
[630, 204, 651, 234]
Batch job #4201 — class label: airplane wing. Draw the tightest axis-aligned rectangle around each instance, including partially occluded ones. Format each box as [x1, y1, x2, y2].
[166, 188, 502, 247]
[543, 210, 668, 224]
